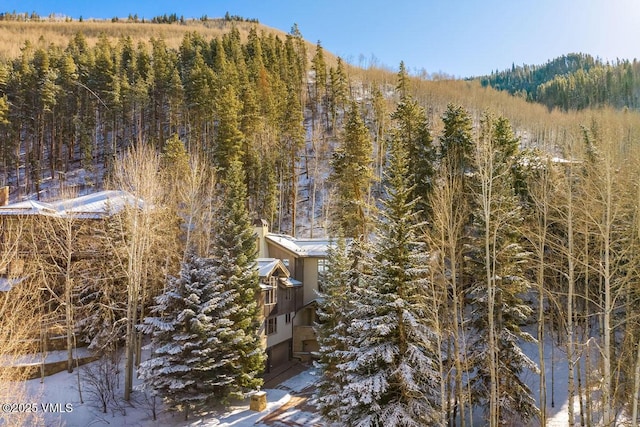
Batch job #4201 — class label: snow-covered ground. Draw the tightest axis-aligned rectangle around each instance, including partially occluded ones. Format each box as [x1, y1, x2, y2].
[6, 352, 321, 427]
[4, 331, 616, 426]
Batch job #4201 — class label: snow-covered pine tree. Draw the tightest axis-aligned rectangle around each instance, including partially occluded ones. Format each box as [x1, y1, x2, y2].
[465, 113, 538, 425]
[313, 235, 353, 422]
[210, 159, 265, 391]
[138, 253, 240, 420]
[330, 135, 442, 426]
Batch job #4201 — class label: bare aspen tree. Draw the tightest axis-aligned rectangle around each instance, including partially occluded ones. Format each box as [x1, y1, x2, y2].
[476, 116, 500, 426]
[632, 153, 640, 426]
[176, 152, 217, 257]
[33, 188, 85, 374]
[522, 151, 555, 426]
[0, 216, 44, 426]
[468, 113, 537, 426]
[579, 123, 636, 426]
[161, 136, 216, 258]
[108, 144, 166, 401]
[427, 161, 471, 426]
[559, 146, 578, 426]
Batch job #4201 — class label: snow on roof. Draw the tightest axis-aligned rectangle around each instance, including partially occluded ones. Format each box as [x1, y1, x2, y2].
[265, 234, 332, 257]
[0, 190, 142, 219]
[551, 156, 581, 164]
[280, 277, 302, 288]
[256, 258, 289, 278]
[0, 200, 58, 216]
[50, 190, 144, 219]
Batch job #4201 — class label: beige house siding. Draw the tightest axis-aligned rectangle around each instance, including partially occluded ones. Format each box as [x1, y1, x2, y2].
[264, 244, 297, 279]
[266, 313, 294, 348]
[302, 258, 319, 305]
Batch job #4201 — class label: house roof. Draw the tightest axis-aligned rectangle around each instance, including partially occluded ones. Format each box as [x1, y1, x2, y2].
[0, 200, 58, 216]
[280, 277, 302, 288]
[0, 190, 142, 219]
[256, 258, 290, 278]
[265, 234, 333, 258]
[50, 190, 144, 219]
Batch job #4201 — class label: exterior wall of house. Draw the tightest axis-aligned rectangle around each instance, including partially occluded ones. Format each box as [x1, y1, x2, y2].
[266, 312, 294, 348]
[292, 305, 319, 361]
[264, 243, 297, 280]
[255, 227, 328, 367]
[302, 257, 319, 305]
[266, 339, 291, 373]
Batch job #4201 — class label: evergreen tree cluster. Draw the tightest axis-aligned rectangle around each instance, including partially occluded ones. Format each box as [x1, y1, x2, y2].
[479, 52, 640, 111]
[0, 25, 334, 229]
[140, 158, 264, 419]
[316, 67, 541, 426]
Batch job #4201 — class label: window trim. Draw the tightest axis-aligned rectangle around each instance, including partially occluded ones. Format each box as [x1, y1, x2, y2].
[266, 317, 277, 335]
[264, 276, 277, 305]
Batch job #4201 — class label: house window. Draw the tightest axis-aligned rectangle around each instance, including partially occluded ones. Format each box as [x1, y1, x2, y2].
[317, 258, 328, 293]
[285, 288, 292, 301]
[266, 317, 277, 335]
[285, 313, 292, 324]
[265, 276, 277, 305]
[265, 287, 277, 305]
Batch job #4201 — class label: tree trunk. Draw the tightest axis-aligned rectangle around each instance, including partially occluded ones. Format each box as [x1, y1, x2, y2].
[631, 336, 640, 427]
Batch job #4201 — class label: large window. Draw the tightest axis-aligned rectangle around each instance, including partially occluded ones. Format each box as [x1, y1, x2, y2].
[317, 258, 328, 293]
[266, 317, 277, 335]
[265, 276, 277, 305]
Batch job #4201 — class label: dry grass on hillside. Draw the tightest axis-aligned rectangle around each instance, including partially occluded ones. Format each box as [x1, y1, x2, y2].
[0, 19, 285, 59]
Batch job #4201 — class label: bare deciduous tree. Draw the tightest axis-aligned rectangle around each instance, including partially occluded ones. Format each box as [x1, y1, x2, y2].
[108, 144, 168, 401]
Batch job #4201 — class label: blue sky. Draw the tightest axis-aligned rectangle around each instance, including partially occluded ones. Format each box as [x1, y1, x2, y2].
[4, 0, 640, 77]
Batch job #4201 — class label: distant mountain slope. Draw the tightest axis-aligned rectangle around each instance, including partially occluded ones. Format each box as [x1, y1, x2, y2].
[0, 16, 288, 59]
[478, 53, 640, 111]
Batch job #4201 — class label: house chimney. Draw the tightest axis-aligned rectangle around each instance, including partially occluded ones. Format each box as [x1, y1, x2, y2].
[253, 218, 269, 258]
[0, 186, 9, 206]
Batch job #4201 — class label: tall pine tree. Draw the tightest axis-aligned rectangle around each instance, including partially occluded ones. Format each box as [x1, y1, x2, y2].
[321, 134, 441, 426]
[329, 101, 374, 238]
[210, 159, 265, 391]
[313, 235, 354, 422]
[138, 253, 241, 420]
[390, 90, 435, 222]
[466, 113, 538, 425]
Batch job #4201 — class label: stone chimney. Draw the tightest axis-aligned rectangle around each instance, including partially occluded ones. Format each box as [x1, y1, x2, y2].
[253, 218, 269, 258]
[0, 186, 9, 206]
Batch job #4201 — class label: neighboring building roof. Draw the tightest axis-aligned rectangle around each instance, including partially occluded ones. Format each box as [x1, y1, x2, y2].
[256, 258, 290, 278]
[0, 200, 58, 216]
[265, 234, 333, 258]
[50, 190, 144, 219]
[0, 190, 142, 219]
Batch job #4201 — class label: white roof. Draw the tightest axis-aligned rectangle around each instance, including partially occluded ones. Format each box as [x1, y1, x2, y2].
[0, 200, 58, 216]
[280, 277, 302, 288]
[256, 258, 289, 278]
[0, 190, 142, 219]
[265, 234, 332, 257]
[50, 190, 144, 219]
